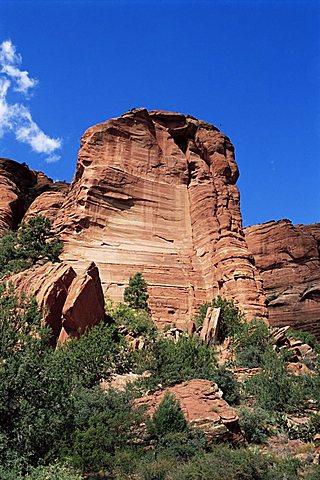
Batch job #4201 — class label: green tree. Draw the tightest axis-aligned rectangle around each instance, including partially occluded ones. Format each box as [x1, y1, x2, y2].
[124, 272, 149, 310]
[0, 215, 63, 276]
[15, 215, 63, 265]
[147, 392, 187, 441]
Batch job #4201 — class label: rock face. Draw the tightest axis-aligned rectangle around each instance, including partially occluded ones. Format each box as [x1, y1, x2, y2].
[61, 262, 105, 340]
[0, 157, 68, 232]
[0, 158, 37, 233]
[24, 181, 69, 224]
[134, 378, 242, 442]
[54, 108, 266, 327]
[245, 220, 320, 338]
[9, 261, 105, 344]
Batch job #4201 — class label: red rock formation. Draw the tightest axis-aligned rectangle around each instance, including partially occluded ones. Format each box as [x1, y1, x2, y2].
[54, 108, 266, 327]
[61, 262, 105, 340]
[9, 261, 105, 344]
[0, 158, 37, 232]
[245, 220, 320, 338]
[24, 182, 69, 224]
[134, 378, 242, 442]
[0, 157, 68, 233]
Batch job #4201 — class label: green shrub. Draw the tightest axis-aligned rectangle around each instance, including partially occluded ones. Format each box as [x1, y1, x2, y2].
[235, 319, 273, 368]
[147, 392, 187, 441]
[26, 464, 82, 480]
[0, 215, 63, 276]
[70, 388, 144, 474]
[143, 336, 216, 387]
[124, 272, 149, 310]
[137, 456, 178, 480]
[285, 413, 320, 442]
[170, 444, 300, 480]
[109, 301, 157, 339]
[246, 352, 309, 413]
[239, 407, 270, 443]
[205, 366, 240, 405]
[56, 322, 127, 388]
[287, 328, 320, 353]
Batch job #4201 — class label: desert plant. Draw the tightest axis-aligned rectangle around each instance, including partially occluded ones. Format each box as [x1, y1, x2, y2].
[193, 296, 244, 341]
[239, 406, 270, 443]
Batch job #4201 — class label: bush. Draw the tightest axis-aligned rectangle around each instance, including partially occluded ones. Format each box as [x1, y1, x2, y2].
[170, 444, 300, 480]
[0, 215, 63, 276]
[26, 464, 82, 480]
[235, 319, 273, 368]
[70, 388, 144, 474]
[287, 328, 320, 353]
[245, 352, 308, 413]
[124, 272, 149, 310]
[206, 366, 240, 405]
[147, 392, 187, 441]
[108, 301, 157, 339]
[239, 407, 270, 443]
[55, 322, 127, 388]
[143, 336, 216, 388]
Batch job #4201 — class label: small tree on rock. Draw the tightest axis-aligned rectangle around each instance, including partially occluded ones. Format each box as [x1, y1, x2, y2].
[124, 272, 149, 310]
[147, 391, 187, 440]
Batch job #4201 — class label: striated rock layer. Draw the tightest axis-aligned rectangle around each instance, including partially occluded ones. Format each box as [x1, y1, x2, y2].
[245, 220, 320, 338]
[54, 108, 266, 327]
[0, 157, 69, 232]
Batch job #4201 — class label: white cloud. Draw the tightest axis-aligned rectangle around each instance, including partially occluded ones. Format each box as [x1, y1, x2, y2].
[0, 40, 18, 64]
[2, 64, 38, 93]
[0, 39, 62, 161]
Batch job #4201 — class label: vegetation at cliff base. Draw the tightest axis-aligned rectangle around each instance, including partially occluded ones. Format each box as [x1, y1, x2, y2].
[0, 278, 319, 479]
[0, 215, 63, 277]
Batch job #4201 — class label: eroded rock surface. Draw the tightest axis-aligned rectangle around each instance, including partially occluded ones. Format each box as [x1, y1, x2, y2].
[245, 220, 320, 338]
[61, 262, 105, 340]
[135, 378, 242, 442]
[9, 261, 105, 344]
[53, 108, 266, 327]
[24, 181, 69, 223]
[0, 157, 68, 233]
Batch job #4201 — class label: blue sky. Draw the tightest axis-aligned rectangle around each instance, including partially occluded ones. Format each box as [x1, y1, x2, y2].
[0, 0, 319, 227]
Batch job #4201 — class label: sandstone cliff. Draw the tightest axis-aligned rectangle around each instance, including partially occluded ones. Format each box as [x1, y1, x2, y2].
[0, 157, 68, 232]
[53, 108, 266, 327]
[245, 220, 320, 338]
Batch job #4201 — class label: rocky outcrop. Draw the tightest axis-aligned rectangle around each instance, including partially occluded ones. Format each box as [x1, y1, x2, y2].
[24, 182, 69, 224]
[245, 220, 320, 338]
[9, 261, 105, 344]
[134, 378, 242, 442]
[0, 157, 68, 233]
[52, 108, 266, 327]
[60, 262, 105, 341]
[0, 158, 37, 232]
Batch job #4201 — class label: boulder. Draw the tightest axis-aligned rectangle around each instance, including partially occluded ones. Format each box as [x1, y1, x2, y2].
[9, 262, 76, 342]
[61, 262, 105, 340]
[9, 261, 105, 344]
